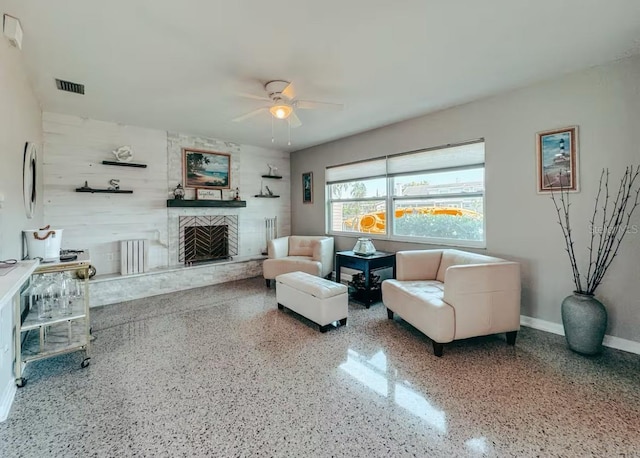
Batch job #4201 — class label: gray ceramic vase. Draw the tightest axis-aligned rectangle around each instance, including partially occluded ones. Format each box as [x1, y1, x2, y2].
[561, 293, 607, 355]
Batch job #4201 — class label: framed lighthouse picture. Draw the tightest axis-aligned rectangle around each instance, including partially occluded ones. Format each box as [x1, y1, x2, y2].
[536, 126, 578, 193]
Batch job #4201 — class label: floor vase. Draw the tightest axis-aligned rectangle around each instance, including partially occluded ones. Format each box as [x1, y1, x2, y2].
[561, 293, 607, 355]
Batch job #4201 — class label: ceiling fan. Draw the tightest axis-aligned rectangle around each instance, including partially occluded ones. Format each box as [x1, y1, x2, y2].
[232, 80, 343, 128]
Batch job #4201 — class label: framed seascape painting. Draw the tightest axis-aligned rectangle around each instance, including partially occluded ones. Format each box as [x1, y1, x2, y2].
[183, 148, 231, 189]
[302, 171, 313, 204]
[536, 126, 579, 193]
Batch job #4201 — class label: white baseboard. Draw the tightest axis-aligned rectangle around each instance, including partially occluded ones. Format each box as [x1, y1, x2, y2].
[0, 378, 16, 422]
[520, 316, 565, 335]
[520, 315, 640, 355]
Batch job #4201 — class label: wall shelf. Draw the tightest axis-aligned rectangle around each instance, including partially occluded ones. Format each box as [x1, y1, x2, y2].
[76, 188, 133, 194]
[254, 195, 280, 198]
[167, 199, 247, 208]
[261, 175, 282, 180]
[102, 160, 147, 168]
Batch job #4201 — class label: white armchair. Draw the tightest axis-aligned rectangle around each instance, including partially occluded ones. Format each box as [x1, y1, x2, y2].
[382, 249, 521, 356]
[263, 236, 334, 287]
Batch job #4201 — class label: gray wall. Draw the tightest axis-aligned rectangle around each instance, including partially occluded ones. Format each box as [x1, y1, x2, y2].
[0, 39, 43, 260]
[290, 55, 640, 343]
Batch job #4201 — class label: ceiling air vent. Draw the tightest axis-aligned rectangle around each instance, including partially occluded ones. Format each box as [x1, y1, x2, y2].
[55, 79, 85, 95]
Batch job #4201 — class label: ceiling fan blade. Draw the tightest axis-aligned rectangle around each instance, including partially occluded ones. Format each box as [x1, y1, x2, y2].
[232, 107, 268, 122]
[282, 82, 297, 101]
[236, 92, 271, 102]
[288, 111, 302, 128]
[296, 99, 344, 111]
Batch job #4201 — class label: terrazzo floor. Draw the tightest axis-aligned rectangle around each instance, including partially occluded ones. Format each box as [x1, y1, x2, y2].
[1, 277, 639, 457]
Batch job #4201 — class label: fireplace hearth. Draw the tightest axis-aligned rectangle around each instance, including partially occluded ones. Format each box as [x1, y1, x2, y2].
[179, 215, 238, 265]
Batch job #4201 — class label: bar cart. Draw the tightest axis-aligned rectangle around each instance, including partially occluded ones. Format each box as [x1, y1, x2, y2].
[14, 251, 92, 387]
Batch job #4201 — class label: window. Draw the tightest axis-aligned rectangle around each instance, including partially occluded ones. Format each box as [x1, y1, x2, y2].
[326, 141, 485, 247]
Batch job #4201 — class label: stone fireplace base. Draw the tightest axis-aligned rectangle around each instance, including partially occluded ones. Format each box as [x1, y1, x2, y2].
[89, 256, 264, 307]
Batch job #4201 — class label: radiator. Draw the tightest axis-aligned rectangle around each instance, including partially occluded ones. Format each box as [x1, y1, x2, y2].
[120, 239, 149, 275]
[263, 217, 277, 255]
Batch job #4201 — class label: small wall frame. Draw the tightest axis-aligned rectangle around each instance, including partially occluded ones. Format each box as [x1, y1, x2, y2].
[302, 171, 313, 204]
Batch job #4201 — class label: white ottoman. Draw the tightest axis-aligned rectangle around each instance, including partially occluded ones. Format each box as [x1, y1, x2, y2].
[276, 271, 348, 332]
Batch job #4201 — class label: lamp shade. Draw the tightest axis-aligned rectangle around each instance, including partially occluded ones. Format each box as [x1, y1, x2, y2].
[269, 104, 293, 119]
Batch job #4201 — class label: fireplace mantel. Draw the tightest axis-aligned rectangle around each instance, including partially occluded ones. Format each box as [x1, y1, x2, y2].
[167, 199, 247, 208]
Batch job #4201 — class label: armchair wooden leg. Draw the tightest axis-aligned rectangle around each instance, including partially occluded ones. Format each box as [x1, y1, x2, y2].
[506, 331, 517, 346]
[386, 308, 394, 320]
[432, 341, 444, 357]
[265, 279, 271, 288]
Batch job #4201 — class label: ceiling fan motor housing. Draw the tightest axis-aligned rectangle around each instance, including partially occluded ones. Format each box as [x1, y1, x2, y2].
[264, 80, 291, 100]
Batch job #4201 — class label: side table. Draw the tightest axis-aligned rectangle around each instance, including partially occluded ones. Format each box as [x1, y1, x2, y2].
[335, 250, 396, 308]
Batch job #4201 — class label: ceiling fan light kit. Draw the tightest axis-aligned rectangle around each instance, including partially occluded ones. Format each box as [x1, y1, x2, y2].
[269, 104, 292, 119]
[233, 79, 344, 146]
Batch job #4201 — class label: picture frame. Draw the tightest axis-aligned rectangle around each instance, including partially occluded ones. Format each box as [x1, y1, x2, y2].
[536, 126, 579, 193]
[196, 188, 222, 200]
[302, 171, 313, 204]
[183, 148, 231, 189]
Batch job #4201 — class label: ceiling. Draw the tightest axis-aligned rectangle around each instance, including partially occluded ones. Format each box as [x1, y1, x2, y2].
[4, 1, 640, 152]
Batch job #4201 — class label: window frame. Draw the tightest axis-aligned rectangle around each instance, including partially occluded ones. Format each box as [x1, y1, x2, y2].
[326, 141, 486, 248]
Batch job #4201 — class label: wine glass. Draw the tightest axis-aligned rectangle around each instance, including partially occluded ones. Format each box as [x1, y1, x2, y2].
[58, 272, 72, 316]
[71, 275, 84, 304]
[37, 274, 54, 320]
[29, 274, 43, 315]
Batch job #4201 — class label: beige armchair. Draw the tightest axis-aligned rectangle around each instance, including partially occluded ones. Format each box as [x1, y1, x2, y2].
[382, 249, 521, 356]
[263, 236, 335, 287]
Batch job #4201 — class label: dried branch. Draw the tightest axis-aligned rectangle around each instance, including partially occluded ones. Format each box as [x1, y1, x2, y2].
[587, 166, 640, 294]
[549, 175, 582, 292]
[551, 166, 640, 296]
[585, 169, 605, 288]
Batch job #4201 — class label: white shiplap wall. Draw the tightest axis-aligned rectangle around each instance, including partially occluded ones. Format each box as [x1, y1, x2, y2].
[43, 113, 291, 276]
[43, 113, 168, 275]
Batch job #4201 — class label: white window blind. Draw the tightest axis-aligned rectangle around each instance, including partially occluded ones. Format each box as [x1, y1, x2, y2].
[326, 158, 387, 184]
[387, 142, 484, 175]
[326, 141, 484, 182]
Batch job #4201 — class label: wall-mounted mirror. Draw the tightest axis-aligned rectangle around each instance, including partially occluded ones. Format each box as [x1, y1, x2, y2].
[23, 142, 37, 219]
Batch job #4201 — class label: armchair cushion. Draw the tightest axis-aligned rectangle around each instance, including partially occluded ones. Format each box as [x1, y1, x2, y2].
[288, 236, 317, 257]
[395, 250, 443, 281]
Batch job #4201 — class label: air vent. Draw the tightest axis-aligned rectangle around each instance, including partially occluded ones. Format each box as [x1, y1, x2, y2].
[55, 79, 85, 95]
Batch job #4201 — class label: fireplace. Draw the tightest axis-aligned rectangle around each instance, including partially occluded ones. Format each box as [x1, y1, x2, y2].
[179, 215, 238, 264]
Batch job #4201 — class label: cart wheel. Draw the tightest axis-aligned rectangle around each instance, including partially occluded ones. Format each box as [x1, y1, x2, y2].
[16, 378, 27, 388]
[81, 358, 91, 368]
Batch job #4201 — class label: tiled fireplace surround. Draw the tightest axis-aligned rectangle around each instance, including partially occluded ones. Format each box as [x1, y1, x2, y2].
[89, 208, 264, 307]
